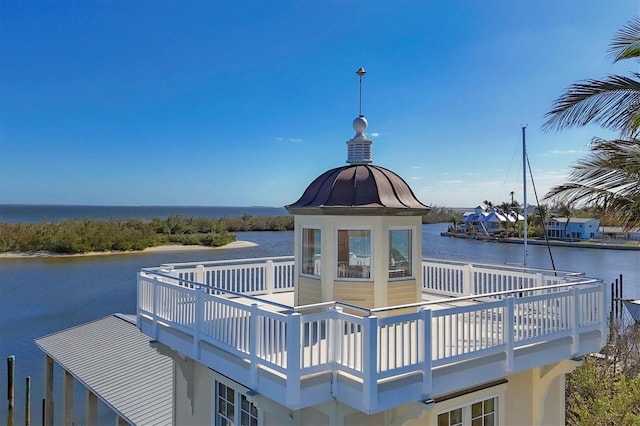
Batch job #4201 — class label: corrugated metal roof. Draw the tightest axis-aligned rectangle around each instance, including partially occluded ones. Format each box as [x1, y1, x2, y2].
[35, 314, 172, 426]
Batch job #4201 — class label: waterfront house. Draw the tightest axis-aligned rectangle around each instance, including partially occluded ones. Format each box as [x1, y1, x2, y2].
[599, 226, 640, 241]
[461, 205, 523, 236]
[37, 75, 606, 425]
[546, 217, 600, 241]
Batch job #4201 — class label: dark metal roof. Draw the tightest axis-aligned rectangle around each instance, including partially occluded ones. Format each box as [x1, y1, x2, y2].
[286, 164, 430, 216]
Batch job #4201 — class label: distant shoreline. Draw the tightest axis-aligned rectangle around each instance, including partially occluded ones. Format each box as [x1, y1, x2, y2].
[440, 232, 640, 251]
[0, 240, 258, 259]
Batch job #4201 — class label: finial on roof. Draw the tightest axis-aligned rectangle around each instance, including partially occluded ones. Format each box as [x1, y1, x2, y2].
[356, 67, 366, 117]
[347, 67, 372, 165]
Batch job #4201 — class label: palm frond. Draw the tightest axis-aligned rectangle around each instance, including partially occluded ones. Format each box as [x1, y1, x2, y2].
[542, 74, 640, 136]
[544, 137, 640, 229]
[609, 17, 640, 62]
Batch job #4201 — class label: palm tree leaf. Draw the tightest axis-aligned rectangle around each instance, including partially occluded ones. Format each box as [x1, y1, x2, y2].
[609, 17, 640, 62]
[542, 74, 640, 136]
[544, 137, 640, 229]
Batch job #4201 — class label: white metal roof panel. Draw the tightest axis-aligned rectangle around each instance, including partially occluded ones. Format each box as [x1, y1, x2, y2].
[35, 314, 172, 426]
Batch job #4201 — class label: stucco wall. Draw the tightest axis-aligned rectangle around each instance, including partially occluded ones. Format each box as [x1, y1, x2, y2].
[173, 358, 213, 426]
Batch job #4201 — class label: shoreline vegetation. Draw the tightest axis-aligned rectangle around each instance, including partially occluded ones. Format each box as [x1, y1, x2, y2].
[0, 207, 456, 258]
[0, 214, 292, 257]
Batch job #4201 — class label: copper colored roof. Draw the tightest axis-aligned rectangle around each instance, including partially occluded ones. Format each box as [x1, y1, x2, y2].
[285, 165, 430, 216]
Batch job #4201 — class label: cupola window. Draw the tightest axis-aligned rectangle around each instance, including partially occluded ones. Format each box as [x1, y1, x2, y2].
[337, 229, 371, 279]
[302, 228, 321, 276]
[389, 229, 412, 278]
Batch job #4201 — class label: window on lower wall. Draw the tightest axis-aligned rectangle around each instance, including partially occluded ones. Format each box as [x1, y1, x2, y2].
[437, 397, 496, 426]
[389, 229, 412, 278]
[337, 229, 371, 279]
[216, 382, 258, 426]
[302, 228, 321, 276]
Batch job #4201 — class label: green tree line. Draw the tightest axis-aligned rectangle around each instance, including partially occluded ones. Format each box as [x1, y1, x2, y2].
[0, 214, 294, 254]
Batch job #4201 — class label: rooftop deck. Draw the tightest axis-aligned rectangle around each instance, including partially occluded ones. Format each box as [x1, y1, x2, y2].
[137, 257, 606, 414]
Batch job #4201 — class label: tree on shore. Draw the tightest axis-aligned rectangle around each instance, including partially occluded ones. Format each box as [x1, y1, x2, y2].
[566, 322, 640, 426]
[543, 17, 640, 230]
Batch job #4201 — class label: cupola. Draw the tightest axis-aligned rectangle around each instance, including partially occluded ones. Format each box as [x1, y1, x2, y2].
[285, 68, 430, 311]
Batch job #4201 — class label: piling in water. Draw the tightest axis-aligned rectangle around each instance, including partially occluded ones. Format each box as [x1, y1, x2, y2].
[25, 376, 31, 426]
[7, 355, 15, 410]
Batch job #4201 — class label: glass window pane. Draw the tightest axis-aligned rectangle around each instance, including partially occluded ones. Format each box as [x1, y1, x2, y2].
[241, 412, 249, 426]
[302, 228, 321, 275]
[485, 413, 495, 426]
[450, 408, 462, 424]
[389, 230, 411, 278]
[227, 402, 235, 420]
[471, 419, 482, 426]
[472, 401, 482, 417]
[337, 230, 371, 279]
[437, 413, 449, 426]
[484, 398, 495, 413]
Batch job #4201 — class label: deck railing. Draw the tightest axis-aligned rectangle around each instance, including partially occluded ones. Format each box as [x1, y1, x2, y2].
[421, 257, 585, 297]
[137, 256, 606, 413]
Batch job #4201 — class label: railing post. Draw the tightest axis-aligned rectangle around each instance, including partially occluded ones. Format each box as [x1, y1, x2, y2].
[599, 284, 607, 347]
[330, 306, 343, 399]
[152, 278, 159, 339]
[504, 297, 514, 374]
[265, 260, 275, 294]
[535, 273, 544, 289]
[286, 312, 301, 407]
[464, 264, 473, 295]
[421, 260, 429, 291]
[193, 286, 205, 359]
[196, 264, 205, 285]
[420, 308, 432, 397]
[571, 287, 580, 356]
[249, 303, 261, 389]
[362, 315, 378, 413]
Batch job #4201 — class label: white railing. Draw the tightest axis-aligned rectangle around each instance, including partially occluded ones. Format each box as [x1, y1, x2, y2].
[143, 256, 295, 297]
[137, 257, 606, 413]
[422, 258, 583, 298]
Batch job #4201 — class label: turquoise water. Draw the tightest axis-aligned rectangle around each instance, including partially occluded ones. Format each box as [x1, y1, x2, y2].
[1, 220, 639, 424]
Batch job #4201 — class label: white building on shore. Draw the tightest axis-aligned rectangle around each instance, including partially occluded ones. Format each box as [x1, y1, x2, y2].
[37, 70, 606, 426]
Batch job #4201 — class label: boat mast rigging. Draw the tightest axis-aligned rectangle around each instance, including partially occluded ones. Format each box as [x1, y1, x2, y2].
[522, 126, 528, 266]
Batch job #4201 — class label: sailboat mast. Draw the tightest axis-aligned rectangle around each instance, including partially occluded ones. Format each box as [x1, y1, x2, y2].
[522, 126, 528, 266]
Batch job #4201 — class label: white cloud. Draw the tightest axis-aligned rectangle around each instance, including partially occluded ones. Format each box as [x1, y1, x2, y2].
[275, 137, 304, 143]
[370, 132, 380, 137]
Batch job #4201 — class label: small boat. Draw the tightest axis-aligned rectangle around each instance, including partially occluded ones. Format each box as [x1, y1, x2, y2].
[622, 299, 640, 322]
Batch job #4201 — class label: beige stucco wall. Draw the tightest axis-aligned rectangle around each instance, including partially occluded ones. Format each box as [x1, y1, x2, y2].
[173, 357, 213, 426]
[170, 359, 573, 426]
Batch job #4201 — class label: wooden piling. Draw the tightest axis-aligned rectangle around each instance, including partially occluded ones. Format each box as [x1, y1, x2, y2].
[7, 355, 15, 410]
[25, 376, 31, 426]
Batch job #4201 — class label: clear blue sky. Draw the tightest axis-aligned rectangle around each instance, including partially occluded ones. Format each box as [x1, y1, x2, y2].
[1, 1, 638, 208]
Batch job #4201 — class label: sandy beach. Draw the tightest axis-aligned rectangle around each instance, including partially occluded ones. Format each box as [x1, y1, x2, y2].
[0, 240, 258, 259]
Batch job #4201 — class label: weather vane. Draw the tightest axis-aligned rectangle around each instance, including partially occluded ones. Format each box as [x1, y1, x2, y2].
[356, 67, 366, 117]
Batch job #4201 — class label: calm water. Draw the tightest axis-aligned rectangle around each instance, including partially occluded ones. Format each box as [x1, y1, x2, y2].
[1, 215, 639, 424]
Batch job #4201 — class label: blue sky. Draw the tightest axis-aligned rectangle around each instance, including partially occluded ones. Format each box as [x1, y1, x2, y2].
[1, 1, 638, 208]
